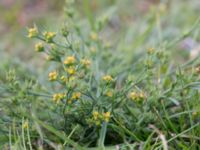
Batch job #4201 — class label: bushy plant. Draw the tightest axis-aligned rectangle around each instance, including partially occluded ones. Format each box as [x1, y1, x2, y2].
[1, 0, 200, 149]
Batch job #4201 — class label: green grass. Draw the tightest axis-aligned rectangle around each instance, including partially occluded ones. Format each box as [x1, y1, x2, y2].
[1, 0, 200, 149]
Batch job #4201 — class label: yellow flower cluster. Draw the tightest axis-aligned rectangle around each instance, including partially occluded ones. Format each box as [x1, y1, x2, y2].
[53, 93, 65, 104]
[147, 48, 155, 54]
[63, 56, 92, 78]
[81, 59, 91, 68]
[63, 56, 78, 76]
[35, 42, 44, 52]
[43, 31, 56, 43]
[68, 92, 81, 104]
[23, 121, 29, 129]
[92, 111, 111, 125]
[105, 90, 113, 97]
[64, 56, 76, 65]
[66, 67, 76, 75]
[48, 71, 58, 81]
[102, 75, 114, 83]
[71, 92, 81, 99]
[28, 27, 38, 38]
[129, 91, 145, 101]
[103, 112, 111, 122]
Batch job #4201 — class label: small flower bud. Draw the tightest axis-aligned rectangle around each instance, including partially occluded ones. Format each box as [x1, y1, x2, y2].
[43, 31, 56, 43]
[35, 42, 44, 52]
[147, 48, 154, 54]
[102, 75, 114, 83]
[64, 56, 76, 65]
[28, 27, 38, 38]
[48, 71, 58, 81]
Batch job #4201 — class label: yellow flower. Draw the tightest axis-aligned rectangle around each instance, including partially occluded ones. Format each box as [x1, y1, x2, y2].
[43, 31, 56, 43]
[147, 48, 154, 54]
[35, 42, 44, 52]
[106, 91, 113, 97]
[129, 91, 138, 100]
[53, 93, 65, 103]
[103, 112, 111, 122]
[64, 56, 76, 65]
[102, 75, 113, 82]
[48, 71, 58, 81]
[81, 59, 91, 68]
[139, 92, 145, 99]
[129, 91, 145, 101]
[90, 32, 98, 41]
[28, 27, 38, 38]
[71, 92, 81, 100]
[23, 121, 29, 129]
[91, 111, 111, 125]
[66, 67, 76, 75]
[93, 111, 99, 120]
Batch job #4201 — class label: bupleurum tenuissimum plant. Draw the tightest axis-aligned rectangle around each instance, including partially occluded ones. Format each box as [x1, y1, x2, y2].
[1, 0, 200, 149]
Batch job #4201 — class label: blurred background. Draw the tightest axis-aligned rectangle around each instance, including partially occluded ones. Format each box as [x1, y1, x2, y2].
[0, 0, 200, 72]
[0, 0, 64, 61]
